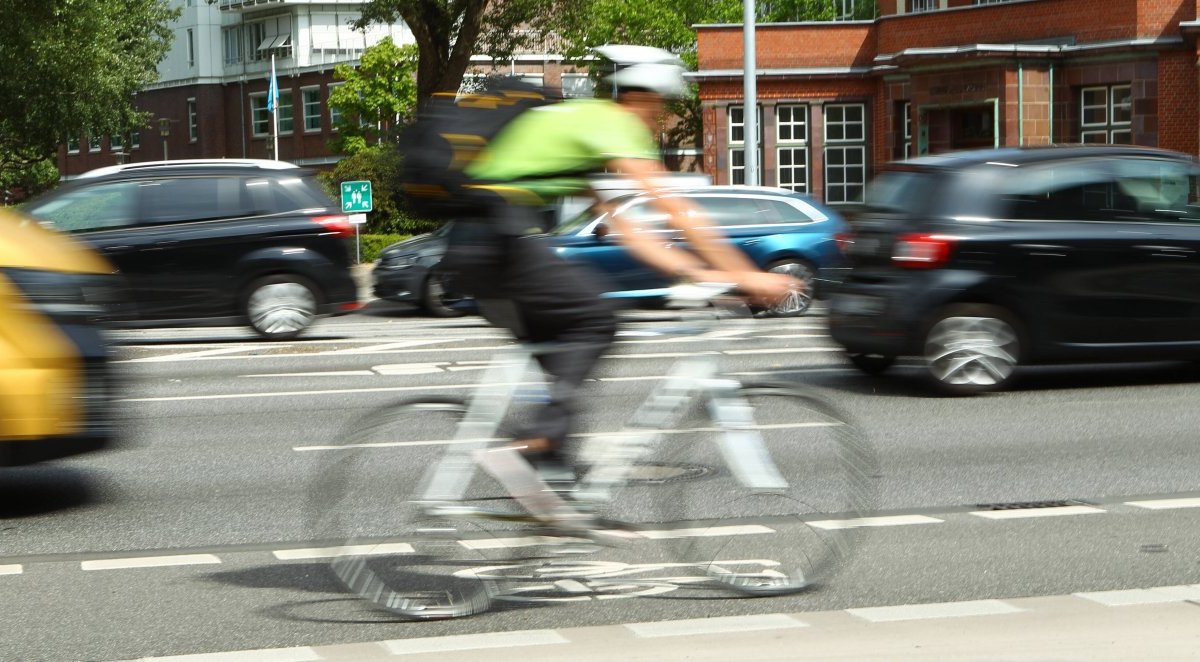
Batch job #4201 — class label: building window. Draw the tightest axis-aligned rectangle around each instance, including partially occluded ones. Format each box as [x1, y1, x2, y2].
[327, 83, 343, 130]
[89, 135, 102, 153]
[1080, 84, 1132, 145]
[836, 0, 856, 19]
[251, 94, 269, 136]
[67, 136, 80, 154]
[277, 90, 294, 135]
[728, 104, 763, 185]
[973, 0, 1010, 4]
[110, 134, 123, 152]
[910, 0, 938, 12]
[562, 73, 594, 99]
[187, 99, 198, 142]
[247, 17, 292, 62]
[223, 26, 244, 65]
[302, 87, 322, 132]
[824, 103, 867, 204]
[776, 104, 808, 193]
[131, 130, 141, 150]
[186, 28, 195, 67]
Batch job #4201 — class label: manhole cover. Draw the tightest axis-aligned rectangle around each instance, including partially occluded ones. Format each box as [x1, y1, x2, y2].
[624, 462, 712, 484]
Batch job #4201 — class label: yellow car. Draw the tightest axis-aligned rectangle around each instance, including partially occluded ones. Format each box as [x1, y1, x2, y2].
[0, 206, 120, 465]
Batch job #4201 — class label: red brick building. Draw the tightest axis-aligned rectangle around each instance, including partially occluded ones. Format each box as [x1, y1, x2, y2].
[695, 0, 1200, 204]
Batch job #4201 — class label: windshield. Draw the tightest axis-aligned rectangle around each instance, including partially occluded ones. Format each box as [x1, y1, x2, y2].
[550, 202, 607, 235]
[864, 170, 938, 214]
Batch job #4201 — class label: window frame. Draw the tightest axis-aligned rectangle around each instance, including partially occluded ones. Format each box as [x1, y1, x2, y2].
[776, 103, 809, 194]
[67, 136, 80, 155]
[276, 89, 295, 135]
[327, 83, 344, 131]
[186, 28, 196, 67]
[187, 98, 199, 143]
[823, 102, 868, 205]
[301, 86, 322, 133]
[1080, 84, 1132, 145]
[250, 93, 269, 137]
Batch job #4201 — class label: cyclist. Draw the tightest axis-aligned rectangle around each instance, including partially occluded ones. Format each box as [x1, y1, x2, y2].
[441, 45, 800, 519]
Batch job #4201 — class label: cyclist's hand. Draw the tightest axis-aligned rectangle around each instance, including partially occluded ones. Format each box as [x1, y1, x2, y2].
[733, 271, 804, 306]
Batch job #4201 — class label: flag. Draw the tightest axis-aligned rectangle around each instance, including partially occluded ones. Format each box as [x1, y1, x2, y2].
[267, 56, 279, 113]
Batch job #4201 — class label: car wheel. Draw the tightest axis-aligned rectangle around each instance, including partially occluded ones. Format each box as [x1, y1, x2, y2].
[421, 271, 467, 318]
[847, 352, 896, 375]
[244, 275, 319, 340]
[923, 304, 1021, 395]
[758, 260, 815, 317]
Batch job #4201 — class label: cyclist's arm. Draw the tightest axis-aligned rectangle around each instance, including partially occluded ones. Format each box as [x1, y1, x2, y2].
[607, 157, 762, 279]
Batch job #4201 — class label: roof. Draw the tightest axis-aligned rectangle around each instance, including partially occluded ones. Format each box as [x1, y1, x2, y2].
[78, 159, 299, 179]
[896, 145, 1197, 169]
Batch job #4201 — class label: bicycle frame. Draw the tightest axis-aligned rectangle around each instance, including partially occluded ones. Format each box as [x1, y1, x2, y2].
[415, 290, 790, 515]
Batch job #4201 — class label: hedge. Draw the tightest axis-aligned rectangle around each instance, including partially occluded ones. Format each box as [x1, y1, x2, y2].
[353, 233, 412, 263]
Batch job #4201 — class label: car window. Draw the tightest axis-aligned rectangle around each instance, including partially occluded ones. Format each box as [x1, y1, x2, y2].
[611, 201, 669, 231]
[1000, 160, 1138, 222]
[25, 181, 139, 232]
[243, 176, 334, 216]
[1110, 159, 1200, 224]
[864, 170, 938, 215]
[140, 177, 251, 224]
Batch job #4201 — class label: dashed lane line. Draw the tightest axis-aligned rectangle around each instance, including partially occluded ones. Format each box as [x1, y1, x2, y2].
[1074, 584, 1200, 606]
[126, 647, 322, 662]
[81, 554, 222, 571]
[0, 564, 21, 575]
[809, 514, 944, 530]
[846, 599, 1023, 622]
[379, 630, 568, 656]
[624, 613, 807, 638]
[969, 505, 1107, 520]
[272, 543, 414, 560]
[1125, 497, 1200, 510]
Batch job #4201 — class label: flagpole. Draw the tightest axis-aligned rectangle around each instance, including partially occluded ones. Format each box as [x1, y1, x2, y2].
[270, 54, 280, 161]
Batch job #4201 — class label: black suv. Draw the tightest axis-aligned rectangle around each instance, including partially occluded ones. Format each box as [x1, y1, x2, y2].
[26, 160, 359, 339]
[829, 146, 1200, 394]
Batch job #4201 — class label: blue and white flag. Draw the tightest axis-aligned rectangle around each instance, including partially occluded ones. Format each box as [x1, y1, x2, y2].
[267, 55, 279, 113]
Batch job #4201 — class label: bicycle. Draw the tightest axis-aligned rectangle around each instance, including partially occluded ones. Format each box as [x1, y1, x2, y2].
[313, 283, 877, 619]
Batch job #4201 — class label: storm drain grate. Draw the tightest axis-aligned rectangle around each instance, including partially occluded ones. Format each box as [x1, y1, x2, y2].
[625, 462, 714, 484]
[973, 499, 1092, 511]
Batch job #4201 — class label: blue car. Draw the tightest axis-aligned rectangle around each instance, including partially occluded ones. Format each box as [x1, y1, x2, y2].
[541, 186, 849, 316]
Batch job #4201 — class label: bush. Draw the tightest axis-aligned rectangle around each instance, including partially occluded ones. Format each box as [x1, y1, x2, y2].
[355, 233, 411, 263]
[318, 145, 442, 236]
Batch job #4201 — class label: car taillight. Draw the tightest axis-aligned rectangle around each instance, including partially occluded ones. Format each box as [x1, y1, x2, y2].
[313, 215, 355, 238]
[892, 233, 957, 268]
[834, 231, 853, 254]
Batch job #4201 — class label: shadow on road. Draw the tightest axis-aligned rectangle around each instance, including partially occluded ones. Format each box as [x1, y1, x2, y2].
[0, 466, 100, 518]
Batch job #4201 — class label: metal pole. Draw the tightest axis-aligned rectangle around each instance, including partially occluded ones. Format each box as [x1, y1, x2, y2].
[743, 0, 758, 186]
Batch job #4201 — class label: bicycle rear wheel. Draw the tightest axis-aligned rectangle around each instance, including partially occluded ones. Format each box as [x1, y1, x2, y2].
[643, 383, 877, 596]
[313, 397, 542, 620]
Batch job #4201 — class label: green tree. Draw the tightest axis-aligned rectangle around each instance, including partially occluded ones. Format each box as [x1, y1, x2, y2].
[328, 38, 420, 154]
[355, 0, 583, 100]
[0, 0, 178, 200]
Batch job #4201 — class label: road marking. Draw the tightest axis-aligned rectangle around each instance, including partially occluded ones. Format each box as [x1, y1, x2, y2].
[318, 339, 456, 354]
[293, 423, 837, 452]
[272, 543, 415, 560]
[123, 347, 263, 363]
[625, 613, 807, 638]
[129, 646, 321, 661]
[120, 381, 545, 403]
[82, 554, 222, 571]
[809, 515, 944, 530]
[1074, 585, 1200, 606]
[969, 505, 1106, 519]
[0, 564, 22, 575]
[1125, 497, 1200, 510]
[637, 524, 775, 540]
[847, 599, 1022, 622]
[724, 347, 841, 355]
[242, 370, 376, 378]
[380, 630, 568, 655]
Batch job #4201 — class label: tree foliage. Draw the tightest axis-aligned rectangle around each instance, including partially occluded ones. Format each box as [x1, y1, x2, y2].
[318, 145, 440, 235]
[356, 0, 584, 100]
[0, 0, 178, 199]
[328, 38, 420, 154]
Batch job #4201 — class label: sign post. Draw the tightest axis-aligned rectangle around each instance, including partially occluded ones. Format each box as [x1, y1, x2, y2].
[340, 181, 373, 263]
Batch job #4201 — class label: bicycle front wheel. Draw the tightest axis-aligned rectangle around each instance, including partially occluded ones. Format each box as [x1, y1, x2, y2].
[312, 397, 530, 620]
[646, 383, 877, 596]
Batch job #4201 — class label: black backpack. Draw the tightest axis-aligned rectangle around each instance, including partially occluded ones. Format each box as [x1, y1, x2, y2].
[397, 77, 557, 220]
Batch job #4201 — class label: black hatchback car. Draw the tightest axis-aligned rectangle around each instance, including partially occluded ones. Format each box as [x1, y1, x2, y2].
[829, 146, 1200, 394]
[26, 160, 359, 339]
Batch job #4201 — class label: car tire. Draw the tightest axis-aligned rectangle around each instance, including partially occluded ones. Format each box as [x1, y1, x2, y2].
[847, 352, 896, 375]
[421, 270, 467, 318]
[755, 259, 815, 318]
[244, 274, 320, 340]
[923, 304, 1022, 395]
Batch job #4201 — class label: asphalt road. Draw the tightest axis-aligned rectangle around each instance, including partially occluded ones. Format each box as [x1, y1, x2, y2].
[2, 301, 1199, 661]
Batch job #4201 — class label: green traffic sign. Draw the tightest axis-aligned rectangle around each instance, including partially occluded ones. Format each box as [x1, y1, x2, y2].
[340, 180, 373, 213]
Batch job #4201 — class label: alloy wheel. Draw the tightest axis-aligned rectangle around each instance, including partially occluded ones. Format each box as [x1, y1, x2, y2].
[924, 314, 1019, 390]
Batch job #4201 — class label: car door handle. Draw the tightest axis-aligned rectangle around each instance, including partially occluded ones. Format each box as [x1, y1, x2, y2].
[1135, 245, 1194, 257]
[1014, 243, 1069, 256]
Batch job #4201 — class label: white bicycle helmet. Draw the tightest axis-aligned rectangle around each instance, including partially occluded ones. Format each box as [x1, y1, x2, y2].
[594, 44, 688, 99]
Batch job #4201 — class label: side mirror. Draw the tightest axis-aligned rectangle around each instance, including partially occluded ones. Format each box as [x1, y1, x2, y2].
[593, 222, 610, 240]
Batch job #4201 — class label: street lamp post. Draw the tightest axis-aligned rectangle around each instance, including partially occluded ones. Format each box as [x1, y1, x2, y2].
[159, 117, 171, 161]
[743, 0, 758, 187]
